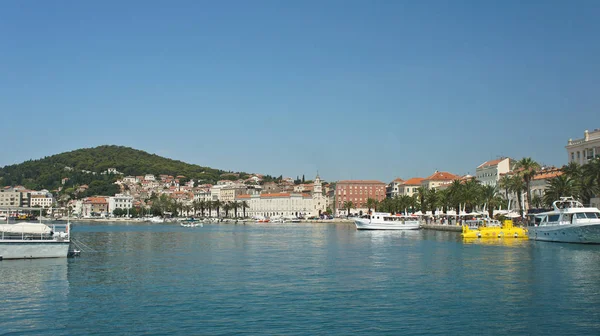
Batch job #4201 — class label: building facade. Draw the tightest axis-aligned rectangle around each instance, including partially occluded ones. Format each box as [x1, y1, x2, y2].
[82, 197, 109, 217]
[567, 129, 600, 165]
[398, 178, 424, 197]
[386, 178, 405, 198]
[335, 180, 386, 215]
[108, 194, 134, 214]
[0, 188, 22, 207]
[422, 171, 461, 190]
[476, 157, 513, 187]
[237, 175, 327, 218]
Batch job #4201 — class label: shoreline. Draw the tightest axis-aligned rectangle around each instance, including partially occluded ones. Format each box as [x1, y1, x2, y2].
[63, 218, 355, 224]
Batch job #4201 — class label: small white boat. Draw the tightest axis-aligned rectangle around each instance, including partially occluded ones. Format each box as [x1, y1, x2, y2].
[528, 197, 600, 244]
[355, 212, 421, 230]
[180, 223, 202, 227]
[147, 216, 164, 223]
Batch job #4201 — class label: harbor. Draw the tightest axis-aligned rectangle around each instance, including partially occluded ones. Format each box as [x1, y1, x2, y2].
[2, 221, 600, 335]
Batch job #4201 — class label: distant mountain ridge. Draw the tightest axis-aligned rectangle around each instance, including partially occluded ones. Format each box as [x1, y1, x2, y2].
[0, 145, 248, 191]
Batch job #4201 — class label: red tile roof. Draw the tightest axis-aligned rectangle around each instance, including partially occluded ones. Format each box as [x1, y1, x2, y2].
[402, 177, 424, 185]
[260, 193, 291, 198]
[393, 178, 405, 183]
[477, 159, 504, 169]
[533, 169, 563, 180]
[337, 180, 386, 185]
[236, 194, 251, 199]
[423, 171, 460, 181]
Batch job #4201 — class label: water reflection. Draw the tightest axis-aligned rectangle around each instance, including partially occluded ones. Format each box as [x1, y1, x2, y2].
[0, 258, 69, 334]
[462, 237, 531, 247]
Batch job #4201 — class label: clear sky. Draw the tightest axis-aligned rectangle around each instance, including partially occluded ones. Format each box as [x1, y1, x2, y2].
[1, 0, 599, 182]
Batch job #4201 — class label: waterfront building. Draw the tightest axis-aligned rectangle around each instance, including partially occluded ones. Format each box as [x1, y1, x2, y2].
[220, 185, 248, 203]
[30, 194, 54, 208]
[397, 177, 424, 197]
[108, 194, 134, 214]
[82, 197, 109, 217]
[530, 167, 563, 201]
[386, 178, 405, 198]
[475, 157, 514, 187]
[335, 180, 386, 215]
[0, 188, 22, 207]
[567, 129, 600, 165]
[421, 171, 460, 190]
[237, 175, 327, 217]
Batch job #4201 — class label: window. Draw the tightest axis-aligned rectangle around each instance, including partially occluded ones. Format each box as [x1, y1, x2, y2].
[571, 152, 575, 161]
[577, 151, 580, 159]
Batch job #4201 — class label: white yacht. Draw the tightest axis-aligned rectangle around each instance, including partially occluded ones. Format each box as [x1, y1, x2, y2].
[0, 207, 71, 259]
[528, 197, 600, 244]
[355, 212, 421, 230]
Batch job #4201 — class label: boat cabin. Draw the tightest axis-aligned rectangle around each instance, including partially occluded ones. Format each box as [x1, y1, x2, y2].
[530, 197, 600, 227]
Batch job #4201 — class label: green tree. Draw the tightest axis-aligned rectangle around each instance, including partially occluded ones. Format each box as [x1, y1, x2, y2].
[343, 201, 354, 217]
[113, 208, 123, 217]
[514, 157, 541, 212]
[366, 198, 378, 214]
[543, 175, 576, 205]
[241, 200, 249, 218]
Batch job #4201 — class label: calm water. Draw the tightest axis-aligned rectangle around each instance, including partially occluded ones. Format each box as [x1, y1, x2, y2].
[2, 222, 600, 335]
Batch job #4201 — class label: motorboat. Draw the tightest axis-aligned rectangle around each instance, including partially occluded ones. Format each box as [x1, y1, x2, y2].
[354, 212, 421, 230]
[528, 197, 600, 244]
[461, 219, 527, 239]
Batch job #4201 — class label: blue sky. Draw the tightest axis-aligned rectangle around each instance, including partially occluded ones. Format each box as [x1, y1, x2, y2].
[1, 0, 599, 182]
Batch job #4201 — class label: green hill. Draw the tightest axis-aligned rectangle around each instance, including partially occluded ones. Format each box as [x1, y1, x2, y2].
[0, 145, 248, 193]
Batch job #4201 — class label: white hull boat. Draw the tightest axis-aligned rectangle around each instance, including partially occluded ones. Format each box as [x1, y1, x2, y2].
[528, 197, 600, 244]
[355, 212, 421, 230]
[0, 218, 71, 260]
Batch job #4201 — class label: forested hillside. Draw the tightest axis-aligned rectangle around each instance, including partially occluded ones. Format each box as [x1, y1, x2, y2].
[0, 145, 248, 192]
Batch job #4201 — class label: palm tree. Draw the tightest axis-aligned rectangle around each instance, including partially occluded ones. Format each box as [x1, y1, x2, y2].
[343, 201, 354, 217]
[531, 195, 543, 209]
[498, 175, 512, 200]
[191, 200, 200, 216]
[416, 187, 426, 211]
[514, 157, 541, 212]
[206, 200, 213, 218]
[508, 174, 526, 217]
[187, 204, 195, 216]
[199, 200, 206, 217]
[213, 200, 222, 218]
[241, 200, 249, 218]
[480, 185, 497, 217]
[366, 198, 378, 214]
[543, 175, 576, 205]
[223, 202, 231, 218]
[231, 201, 240, 218]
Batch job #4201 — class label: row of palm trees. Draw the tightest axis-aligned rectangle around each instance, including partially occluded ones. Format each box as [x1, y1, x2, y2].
[150, 194, 250, 218]
[342, 157, 600, 218]
[537, 158, 600, 208]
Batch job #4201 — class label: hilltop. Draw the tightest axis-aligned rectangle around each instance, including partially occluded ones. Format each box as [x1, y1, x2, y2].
[0, 145, 249, 192]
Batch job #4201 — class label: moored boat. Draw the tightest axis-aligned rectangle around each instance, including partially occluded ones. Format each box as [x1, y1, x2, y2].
[354, 212, 420, 230]
[0, 207, 71, 260]
[461, 219, 527, 239]
[528, 197, 600, 244]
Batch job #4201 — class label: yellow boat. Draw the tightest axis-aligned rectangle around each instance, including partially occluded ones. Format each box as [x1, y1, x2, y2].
[461, 219, 528, 239]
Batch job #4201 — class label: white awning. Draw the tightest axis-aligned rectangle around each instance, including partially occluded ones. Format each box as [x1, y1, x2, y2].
[0, 223, 52, 234]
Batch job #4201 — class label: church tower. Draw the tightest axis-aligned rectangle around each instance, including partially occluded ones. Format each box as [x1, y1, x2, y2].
[312, 174, 326, 215]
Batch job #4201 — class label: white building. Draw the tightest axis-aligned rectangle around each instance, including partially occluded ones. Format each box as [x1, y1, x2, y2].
[476, 157, 514, 187]
[386, 178, 405, 198]
[238, 175, 327, 218]
[108, 194, 134, 214]
[30, 195, 54, 208]
[123, 176, 139, 184]
[144, 174, 156, 181]
[567, 129, 600, 165]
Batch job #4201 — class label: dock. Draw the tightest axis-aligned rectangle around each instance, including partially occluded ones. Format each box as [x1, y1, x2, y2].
[421, 224, 462, 232]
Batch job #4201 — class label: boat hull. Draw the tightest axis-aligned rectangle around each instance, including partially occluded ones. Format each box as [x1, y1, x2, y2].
[355, 219, 420, 230]
[528, 223, 600, 244]
[0, 240, 70, 259]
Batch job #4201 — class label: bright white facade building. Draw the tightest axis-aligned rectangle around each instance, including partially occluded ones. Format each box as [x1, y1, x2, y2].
[108, 194, 134, 214]
[567, 129, 600, 165]
[475, 157, 513, 187]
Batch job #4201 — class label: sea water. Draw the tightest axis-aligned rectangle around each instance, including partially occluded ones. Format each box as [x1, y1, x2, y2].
[1, 222, 599, 335]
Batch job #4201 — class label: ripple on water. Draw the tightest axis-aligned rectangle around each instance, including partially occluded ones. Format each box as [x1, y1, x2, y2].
[1, 222, 600, 335]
